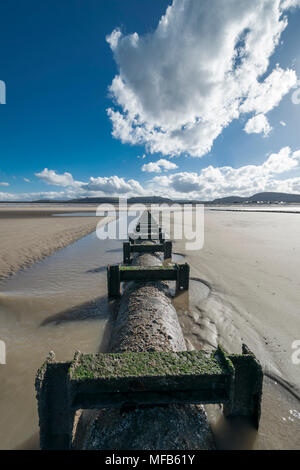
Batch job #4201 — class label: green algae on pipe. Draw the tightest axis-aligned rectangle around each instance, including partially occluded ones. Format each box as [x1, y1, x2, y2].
[69, 348, 232, 381]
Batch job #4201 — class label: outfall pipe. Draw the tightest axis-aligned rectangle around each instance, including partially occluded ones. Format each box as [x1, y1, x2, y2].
[81, 249, 215, 450]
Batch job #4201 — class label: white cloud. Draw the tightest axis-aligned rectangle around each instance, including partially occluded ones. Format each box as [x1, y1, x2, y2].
[0, 190, 69, 201]
[82, 175, 144, 195]
[34, 168, 144, 197]
[137, 154, 146, 159]
[1, 147, 300, 201]
[148, 147, 300, 199]
[244, 113, 272, 136]
[0, 182, 9, 187]
[142, 159, 178, 173]
[280, 120, 287, 126]
[106, 0, 299, 157]
[24, 178, 31, 183]
[35, 168, 75, 187]
[281, 0, 300, 9]
[240, 66, 296, 115]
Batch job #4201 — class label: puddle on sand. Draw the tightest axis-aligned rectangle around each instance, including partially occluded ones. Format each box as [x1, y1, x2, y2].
[0, 217, 126, 450]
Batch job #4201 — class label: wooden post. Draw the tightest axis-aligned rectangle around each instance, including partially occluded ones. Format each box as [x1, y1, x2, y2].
[148, 211, 151, 240]
[176, 263, 190, 292]
[123, 242, 131, 264]
[107, 265, 121, 298]
[164, 241, 172, 260]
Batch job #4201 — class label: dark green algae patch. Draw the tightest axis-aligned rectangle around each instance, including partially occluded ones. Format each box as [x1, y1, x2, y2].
[69, 349, 232, 381]
[119, 265, 175, 271]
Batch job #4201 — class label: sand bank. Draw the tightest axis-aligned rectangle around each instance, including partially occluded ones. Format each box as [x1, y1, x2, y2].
[171, 208, 300, 449]
[0, 208, 110, 280]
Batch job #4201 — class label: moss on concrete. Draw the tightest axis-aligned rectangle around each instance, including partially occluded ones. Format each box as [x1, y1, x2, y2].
[119, 265, 175, 271]
[69, 350, 230, 381]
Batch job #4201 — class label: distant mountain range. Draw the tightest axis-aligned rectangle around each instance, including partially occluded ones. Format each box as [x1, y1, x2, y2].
[32, 196, 175, 204]
[1, 192, 300, 204]
[211, 192, 300, 204]
[43, 192, 300, 204]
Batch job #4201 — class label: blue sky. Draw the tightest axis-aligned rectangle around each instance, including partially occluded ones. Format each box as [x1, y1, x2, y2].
[0, 0, 300, 201]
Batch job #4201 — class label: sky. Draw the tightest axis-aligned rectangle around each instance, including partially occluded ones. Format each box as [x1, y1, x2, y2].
[1, 0, 300, 201]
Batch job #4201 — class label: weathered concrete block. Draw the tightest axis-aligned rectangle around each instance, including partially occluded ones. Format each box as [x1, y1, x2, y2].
[224, 344, 263, 428]
[123, 241, 173, 264]
[35, 352, 73, 450]
[107, 263, 190, 298]
[35, 345, 263, 449]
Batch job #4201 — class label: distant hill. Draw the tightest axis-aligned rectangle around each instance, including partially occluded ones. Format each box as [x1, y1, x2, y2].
[68, 197, 119, 204]
[212, 192, 300, 204]
[211, 195, 246, 204]
[36, 196, 175, 204]
[1, 191, 299, 204]
[127, 196, 173, 204]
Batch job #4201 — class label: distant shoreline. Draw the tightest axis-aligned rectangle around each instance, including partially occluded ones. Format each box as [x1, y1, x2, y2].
[209, 207, 300, 214]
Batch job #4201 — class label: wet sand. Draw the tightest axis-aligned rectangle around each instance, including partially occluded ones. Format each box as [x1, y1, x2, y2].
[172, 208, 300, 448]
[0, 205, 108, 280]
[174, 209, 300, 392]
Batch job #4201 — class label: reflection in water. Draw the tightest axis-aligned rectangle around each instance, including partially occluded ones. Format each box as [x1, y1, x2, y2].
[40, 296, 110, 326]
[209, 412, 258, 450]
[206, 376, 300, 450]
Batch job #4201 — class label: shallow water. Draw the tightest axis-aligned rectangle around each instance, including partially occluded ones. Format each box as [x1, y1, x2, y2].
[53, 212, 99, 217]
[0, 218, 127, 449]
[0, 214, 184, 449]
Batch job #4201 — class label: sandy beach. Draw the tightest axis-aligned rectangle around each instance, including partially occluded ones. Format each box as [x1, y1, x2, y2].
[0, 205, 299, 449]
[174, 209, 300, 389]
[0, 206, 106, 280]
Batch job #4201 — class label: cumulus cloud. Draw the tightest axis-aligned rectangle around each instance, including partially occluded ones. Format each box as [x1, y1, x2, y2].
[106, 0, 299, 157]
[0, 182, 9, 186]
[244, 113, 272, 136]
[2, 147, 300, 201]
[83, 175, 144, 194]
[34, 168, 144, 197]
[142, 159, 178, 173]
[0, 190, 69, 201]
[35, 168, 75, 187]
[148, 147, 300, 199]
[281, 0, 300, 9]
[240, 66, 296, 115]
